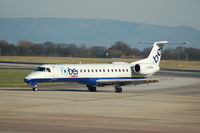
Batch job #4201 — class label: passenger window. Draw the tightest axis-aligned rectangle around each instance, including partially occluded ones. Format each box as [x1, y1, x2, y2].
[88, 69, 90, 72]
[126, 69, 128, 72]
[103, 69, 105, 72]
[111, 69, 113, 72]
[99, 69, 101, 72]
[95, 69, 98, 72]
[91, 69, 94, 72]
[122, 69, 125, 72]
[119, 69, 121, 72]
[115, 69, 117, 72]
[107, 69, 109, 72]
[84, 69, 86, 72]
[80, 70, 82, 73]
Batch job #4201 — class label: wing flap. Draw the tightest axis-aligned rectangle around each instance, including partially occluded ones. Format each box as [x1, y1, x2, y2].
[96, 78, 171, 85]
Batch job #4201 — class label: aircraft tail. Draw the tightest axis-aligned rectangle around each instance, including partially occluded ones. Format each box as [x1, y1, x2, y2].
[132, 41, 187, 66]
[146, 41, 168, 65]
[130, 41, 187, 75]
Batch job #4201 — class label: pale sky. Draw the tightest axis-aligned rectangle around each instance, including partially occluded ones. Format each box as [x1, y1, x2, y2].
[0, 0, 200, 29]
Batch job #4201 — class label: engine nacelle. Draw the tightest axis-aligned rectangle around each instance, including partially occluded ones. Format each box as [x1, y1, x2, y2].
[131, 64, 160, 75]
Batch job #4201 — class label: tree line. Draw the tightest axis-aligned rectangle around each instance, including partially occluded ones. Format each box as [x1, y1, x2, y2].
[0, 40, 199, 60]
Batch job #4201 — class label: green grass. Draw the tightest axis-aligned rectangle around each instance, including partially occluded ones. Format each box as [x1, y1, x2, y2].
[0, 69, 31, 87]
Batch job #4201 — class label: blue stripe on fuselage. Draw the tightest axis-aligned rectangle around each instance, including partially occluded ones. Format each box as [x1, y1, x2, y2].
[24, 77, 145, 86]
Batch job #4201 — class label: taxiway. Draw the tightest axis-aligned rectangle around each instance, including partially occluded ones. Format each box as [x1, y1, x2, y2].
[0, 62, 200, 133]
[0, 75, 200, 133]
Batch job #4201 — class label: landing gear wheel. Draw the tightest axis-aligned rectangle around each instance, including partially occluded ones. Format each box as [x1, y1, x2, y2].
[114, 85, 122, 93]
[87, 85, 97, 92]
[33, 85, 38, 91]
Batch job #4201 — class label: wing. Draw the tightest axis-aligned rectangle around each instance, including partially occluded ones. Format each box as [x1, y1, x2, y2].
[96, 78, 171, 86]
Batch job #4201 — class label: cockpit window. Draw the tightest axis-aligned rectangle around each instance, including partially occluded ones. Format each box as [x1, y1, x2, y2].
[47, 68, 51, 72]
[35, 67, 45, 72]
[34, 67, 51, 72]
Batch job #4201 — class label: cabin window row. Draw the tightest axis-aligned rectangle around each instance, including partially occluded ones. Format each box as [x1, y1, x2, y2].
[79, 69, 129, 73]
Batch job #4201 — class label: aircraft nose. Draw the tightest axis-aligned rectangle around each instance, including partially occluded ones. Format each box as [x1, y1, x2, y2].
[24, 78, 31, 84]
[24, 74, 33, 84]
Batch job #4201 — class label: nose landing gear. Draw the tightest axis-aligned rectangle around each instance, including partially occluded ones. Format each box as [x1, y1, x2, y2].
[32, 85, 38, 91]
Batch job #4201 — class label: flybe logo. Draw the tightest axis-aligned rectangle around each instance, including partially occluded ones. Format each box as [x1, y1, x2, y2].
[60, 67, 78, 77]
[153, 48, 162, 64]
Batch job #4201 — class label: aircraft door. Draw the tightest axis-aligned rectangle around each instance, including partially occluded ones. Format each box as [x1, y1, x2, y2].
[51, 65, 58, 81]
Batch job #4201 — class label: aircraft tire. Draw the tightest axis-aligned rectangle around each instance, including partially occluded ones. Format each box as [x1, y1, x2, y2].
[33, 85, 38, 91]
[88, 86, 96, 92]
[114, 86, 122, 93]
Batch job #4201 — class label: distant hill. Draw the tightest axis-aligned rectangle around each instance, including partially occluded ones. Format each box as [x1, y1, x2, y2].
[0, 18, 200, 49]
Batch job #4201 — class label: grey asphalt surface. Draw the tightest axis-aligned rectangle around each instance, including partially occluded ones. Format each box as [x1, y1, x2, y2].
[0, 62, 200, 133]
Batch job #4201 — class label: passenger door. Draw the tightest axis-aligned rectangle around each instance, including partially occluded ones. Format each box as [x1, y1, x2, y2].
[51, 65, 58, 81]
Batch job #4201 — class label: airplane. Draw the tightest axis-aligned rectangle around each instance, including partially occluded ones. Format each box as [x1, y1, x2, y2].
[24, 41, 185, 93]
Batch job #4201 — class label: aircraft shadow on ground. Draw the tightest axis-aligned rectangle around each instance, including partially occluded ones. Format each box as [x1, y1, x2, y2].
[0, 88, 112, 92]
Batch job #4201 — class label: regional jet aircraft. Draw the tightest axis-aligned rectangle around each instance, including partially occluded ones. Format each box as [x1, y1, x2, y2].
[24, 41, 183, 93]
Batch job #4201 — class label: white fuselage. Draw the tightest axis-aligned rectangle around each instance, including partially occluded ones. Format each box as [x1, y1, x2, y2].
[24, 62, 159, 86]
[24, 41, 168, 92]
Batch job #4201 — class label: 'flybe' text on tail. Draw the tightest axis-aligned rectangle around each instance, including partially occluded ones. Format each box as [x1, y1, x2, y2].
[147, 41, 168, 65]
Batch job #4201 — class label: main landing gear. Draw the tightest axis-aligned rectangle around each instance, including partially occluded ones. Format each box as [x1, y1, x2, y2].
[32, 85, 38, 91]
[87, 85, 97, 92]
[114, 84, 122, 93]
[87, 84, 122, 93]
